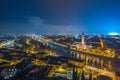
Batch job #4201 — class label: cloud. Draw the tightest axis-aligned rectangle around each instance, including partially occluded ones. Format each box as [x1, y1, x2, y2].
[27, 16, 86, 33]
[28, 16, 44, 26]
[41, 24, 86, 33]
[0, 16, 87, 34]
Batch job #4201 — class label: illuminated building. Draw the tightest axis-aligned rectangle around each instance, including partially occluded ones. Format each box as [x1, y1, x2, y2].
[1, 67, 18, 80]
[81, 32, 85, 45]
[70, 33, 92, 50]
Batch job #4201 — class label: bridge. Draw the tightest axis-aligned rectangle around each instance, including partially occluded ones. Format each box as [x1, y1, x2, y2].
[29, 35, 116, 80]
[31, 35, 68, 48]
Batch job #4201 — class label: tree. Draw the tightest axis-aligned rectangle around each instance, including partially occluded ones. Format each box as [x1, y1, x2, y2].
[89, 71, 92, 80]
[72, 67, 80, 80]
[81, 70, 85, 80]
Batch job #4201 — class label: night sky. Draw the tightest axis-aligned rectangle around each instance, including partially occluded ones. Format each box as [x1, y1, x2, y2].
[0, 0, 120, 34]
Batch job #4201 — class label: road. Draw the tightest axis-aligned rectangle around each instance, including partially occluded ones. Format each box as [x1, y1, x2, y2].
[85, 65, 116, 80]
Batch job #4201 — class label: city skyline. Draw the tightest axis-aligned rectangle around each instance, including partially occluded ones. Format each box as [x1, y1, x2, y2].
[0, 0, 120, 34]
[0, 1, 120, 79]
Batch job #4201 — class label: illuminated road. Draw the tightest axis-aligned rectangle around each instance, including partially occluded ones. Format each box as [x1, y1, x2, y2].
[84, 65, 116, 80]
